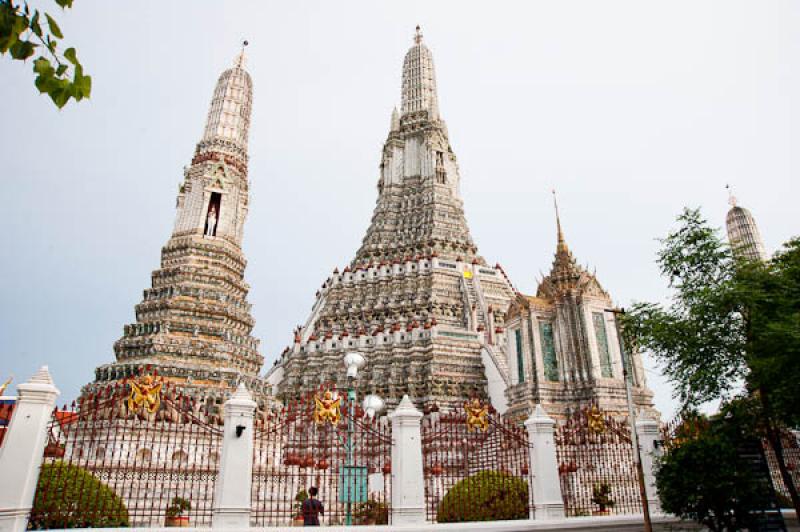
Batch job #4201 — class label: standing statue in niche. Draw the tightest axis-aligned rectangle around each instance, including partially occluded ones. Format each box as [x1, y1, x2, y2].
[205, 205, 217, 237]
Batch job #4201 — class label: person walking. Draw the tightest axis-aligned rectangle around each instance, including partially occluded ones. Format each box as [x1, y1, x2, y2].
[302, 486, 324, 526]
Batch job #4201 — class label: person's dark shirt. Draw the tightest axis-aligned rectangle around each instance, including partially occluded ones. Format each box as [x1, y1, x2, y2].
[302, 498, 324, 526]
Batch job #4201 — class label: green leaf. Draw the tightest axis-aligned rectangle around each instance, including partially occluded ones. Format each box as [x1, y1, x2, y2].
[55, 0, 75, 8]
[63, 46, 77, 64]
[55, 63, 67, 76]
[30, 10, 42, 37]
[9, 39, 35, 60]
[44, 13, 63, 39]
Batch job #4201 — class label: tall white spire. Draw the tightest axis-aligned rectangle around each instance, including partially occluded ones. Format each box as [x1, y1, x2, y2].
[401, 25, 440, 118]
[725, 186, 768, 262]
[201, 43, 253, 154]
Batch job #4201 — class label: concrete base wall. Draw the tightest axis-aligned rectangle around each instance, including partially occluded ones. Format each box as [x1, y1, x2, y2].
[39, 514, 702, 532]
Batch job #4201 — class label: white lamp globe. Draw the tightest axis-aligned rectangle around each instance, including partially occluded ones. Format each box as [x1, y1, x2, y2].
[343, 351, 366, 378]
[362, 394, 385, 418]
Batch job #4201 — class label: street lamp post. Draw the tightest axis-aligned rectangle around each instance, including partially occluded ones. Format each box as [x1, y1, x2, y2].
[605, 308, 652, 532]
[341, 352, 384, 526]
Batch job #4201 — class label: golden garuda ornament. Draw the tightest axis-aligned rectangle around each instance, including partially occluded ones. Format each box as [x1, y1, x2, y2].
[587, 405, 606, 434]
[127, 374, 163, 414]
[465, 398, 489, 432]
[313, 390, 342, 426]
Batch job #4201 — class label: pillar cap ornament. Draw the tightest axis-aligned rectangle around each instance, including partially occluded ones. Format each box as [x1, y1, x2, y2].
[389, 394, 423, 420]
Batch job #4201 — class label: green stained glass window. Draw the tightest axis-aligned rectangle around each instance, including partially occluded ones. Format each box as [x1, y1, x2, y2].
[593, 312, 613, 378]
[540, 322, 558, 381]
[514, 329, 525, 383]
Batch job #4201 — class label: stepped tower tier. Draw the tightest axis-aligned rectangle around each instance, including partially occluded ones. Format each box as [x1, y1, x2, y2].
[503, 195, 655, 421]
[89, 48, 270, 402]
[269, 28, 516, 410]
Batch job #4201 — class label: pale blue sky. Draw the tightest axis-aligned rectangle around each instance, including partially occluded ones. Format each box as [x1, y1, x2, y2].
[2, 1, 798, 418]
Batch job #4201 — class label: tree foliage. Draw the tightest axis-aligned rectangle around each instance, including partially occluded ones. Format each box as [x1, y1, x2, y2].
[623, 208, 746, 407]
[623, 207, 800, 426]
[28, 460, 130, 529]
[0, 0, 91, 108]
[436, 470, 528, 523]
[657, 403, 772, 532]
[623, 207, 800, 522]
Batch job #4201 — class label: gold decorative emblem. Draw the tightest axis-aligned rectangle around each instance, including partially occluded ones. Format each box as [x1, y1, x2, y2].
[465, 398, 489, 432]
[587, 405, 606, 434]
[463, 270, 473, 279]
[313, 390, 342, 426]
[127, 374, 163, 414]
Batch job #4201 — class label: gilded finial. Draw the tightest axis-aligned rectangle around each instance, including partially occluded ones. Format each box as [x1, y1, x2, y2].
[552, 189, 566, 249]
[234, 39, 248, 69]
[414, 25, 423, 45]
[0, 376, 12, 396]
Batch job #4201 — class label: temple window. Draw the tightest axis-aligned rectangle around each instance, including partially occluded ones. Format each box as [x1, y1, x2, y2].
[592, 312, 613, 378]
[204, 192, 222, 237]
[540, 322, 559, 381]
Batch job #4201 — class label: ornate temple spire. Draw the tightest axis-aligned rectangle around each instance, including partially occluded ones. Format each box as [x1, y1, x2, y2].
[401, 25, 440, 118]
[536, 192, 602, 298]
[553, 189, 568, 254]
[725, 185, 768, 262]
[200, 43, 253, 156]
[390, 106, 400, 132]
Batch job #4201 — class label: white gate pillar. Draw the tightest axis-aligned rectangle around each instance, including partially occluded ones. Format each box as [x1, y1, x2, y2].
[0, 367, 59, 532]
[389, 395, 426, 525]
[635, 415, 661, 515]
[212, 383, 256, 529]
[525, 404, 565, 520]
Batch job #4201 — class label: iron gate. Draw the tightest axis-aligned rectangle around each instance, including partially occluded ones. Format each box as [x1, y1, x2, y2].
[251, 386, 392, 526]
[421, 399, 531, 523]
[555, 405, 640, 516]
[28, 374, 223, 529]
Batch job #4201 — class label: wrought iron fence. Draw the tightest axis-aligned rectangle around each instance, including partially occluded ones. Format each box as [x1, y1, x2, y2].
[28, 376, 223, 529]
[421, 400, 531, 523]
[555, 405, 640, 516]
[251, 386, 392, 526]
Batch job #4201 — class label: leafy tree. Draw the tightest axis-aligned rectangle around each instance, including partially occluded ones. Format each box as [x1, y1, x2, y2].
[657, 402, 773, 532]
[623, 207, 800, 521]
[0, 0, 91, 108]
[436, 470, 528, 523]
[28, 460, 130, 529]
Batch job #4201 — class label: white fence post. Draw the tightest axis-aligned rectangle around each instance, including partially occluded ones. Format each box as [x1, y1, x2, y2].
[212, 383, 256, 528]
[525, 404, 565, 520]
[635, 415, 661, 515]
[0, 367, 59, 532]
[389, 395, 426, 525]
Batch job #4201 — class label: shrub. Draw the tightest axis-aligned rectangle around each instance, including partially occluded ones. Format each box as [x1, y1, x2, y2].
[436, 470, 528, 523]
[353, 498, 389, 524]
[29, 461, 130, 529]
[656, 406, 772, 532]
[165, 496, 191, 518]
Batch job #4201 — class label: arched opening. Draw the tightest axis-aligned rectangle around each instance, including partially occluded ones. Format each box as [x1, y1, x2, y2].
[204, 192, 222, 237]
